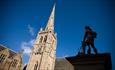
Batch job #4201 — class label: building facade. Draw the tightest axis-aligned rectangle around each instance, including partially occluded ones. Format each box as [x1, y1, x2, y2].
[26, 4, 57, 70]
[0, 45, 23, 70]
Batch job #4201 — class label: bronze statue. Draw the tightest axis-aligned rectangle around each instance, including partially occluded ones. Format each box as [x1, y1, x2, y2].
[82, 26, 97, 55]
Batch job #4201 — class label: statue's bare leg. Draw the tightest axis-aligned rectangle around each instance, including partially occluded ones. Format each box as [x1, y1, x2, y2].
[82, 42, 86, 55]
[87, 45, 91, 55]
[91, 43, 97, 54]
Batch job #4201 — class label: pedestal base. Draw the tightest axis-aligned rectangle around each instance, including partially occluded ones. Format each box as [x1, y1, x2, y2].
[66, 53, 112, 70]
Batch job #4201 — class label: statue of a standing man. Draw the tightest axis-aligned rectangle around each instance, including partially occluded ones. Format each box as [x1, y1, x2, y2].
[82, 26, 98, 55]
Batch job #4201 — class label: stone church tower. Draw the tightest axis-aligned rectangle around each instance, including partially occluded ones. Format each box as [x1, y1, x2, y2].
[26, 4, 57, 70]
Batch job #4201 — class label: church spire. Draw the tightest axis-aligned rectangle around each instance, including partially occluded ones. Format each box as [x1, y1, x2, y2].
[45, 4, 55, 31]
[27, 3, 57, 70]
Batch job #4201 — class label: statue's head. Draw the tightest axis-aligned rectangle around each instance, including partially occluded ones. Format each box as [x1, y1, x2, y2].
[85, 26, 92, 31]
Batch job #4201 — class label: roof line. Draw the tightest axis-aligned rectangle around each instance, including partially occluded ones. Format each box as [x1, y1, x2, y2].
[0, 44, 17, 53]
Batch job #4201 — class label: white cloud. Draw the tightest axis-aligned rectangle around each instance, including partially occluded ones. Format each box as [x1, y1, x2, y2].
[63, 55, 69, 57]
[57, 55, 69, 58]
[28, 24, 34, 36]
[21, 39, 35, 56]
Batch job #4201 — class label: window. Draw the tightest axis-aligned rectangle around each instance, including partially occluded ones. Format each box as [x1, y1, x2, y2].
[44, 35, 47, 43]
[11, 59, 18, 67]
[0, 54, 6, 63]
[39, 36, 43, 43]
[37, 45, 42, 54]
[34, 62, 38, 70]
[38, 46, 42, 53]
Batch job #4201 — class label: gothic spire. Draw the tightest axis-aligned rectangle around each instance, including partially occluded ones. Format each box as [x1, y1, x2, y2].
[45, 4, 55, 31]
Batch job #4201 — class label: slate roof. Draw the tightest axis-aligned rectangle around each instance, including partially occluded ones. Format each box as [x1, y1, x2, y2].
[0, 45, 6, 51]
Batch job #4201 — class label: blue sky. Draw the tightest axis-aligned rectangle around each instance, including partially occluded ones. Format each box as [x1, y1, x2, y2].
[0, 0, 115, 69]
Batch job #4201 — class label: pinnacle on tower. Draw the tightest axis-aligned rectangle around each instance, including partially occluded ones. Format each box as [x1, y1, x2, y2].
[45, 4, 56, 31]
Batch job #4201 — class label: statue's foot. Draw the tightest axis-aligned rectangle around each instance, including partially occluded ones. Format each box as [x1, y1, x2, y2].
[81, 52, 85, 56]
[87, 50, 91, 55]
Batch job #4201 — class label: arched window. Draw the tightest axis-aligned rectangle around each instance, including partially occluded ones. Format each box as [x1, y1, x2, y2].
[38, 46, 42, 53]
[0, 54, 6, 63]
[44, 35, 47, 43]
[39, 36, 43, 43]
[11, 59, 18, 67]
[34, 61, 38, 70]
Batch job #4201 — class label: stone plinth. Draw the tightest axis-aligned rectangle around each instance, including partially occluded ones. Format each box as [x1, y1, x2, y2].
[66, 53, 112, 70]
